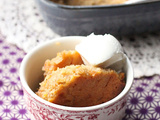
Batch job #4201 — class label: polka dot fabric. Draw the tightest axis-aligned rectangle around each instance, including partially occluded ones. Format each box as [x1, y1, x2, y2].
[123, 76, 160, 120]
[0, 35, 30, 120]
[1, 34, 160, 119]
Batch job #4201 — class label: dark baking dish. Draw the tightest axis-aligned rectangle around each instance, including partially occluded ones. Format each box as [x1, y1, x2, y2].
[34, 0, 160, 36]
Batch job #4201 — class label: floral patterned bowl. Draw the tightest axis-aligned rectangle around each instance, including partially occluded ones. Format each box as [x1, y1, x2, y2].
[20, 36, 134, 120]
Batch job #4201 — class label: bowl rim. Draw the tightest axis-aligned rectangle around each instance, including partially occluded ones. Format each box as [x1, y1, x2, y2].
[39, 0, 160, 10]
[20, 36, 134, 111]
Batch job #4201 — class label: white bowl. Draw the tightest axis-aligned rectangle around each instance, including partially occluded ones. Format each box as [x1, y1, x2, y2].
[20, 36, 134, 120]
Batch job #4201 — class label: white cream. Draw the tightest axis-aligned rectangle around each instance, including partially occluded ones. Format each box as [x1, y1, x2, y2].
[75, 33, 124, 69]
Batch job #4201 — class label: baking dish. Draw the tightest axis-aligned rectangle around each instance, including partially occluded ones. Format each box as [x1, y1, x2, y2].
[34, 0, 160, 36]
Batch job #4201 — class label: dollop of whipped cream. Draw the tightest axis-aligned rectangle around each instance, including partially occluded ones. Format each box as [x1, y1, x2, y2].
[75, 33, 124, 69]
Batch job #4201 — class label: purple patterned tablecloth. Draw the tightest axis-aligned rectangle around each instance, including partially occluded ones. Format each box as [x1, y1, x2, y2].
[0, 34, 160, 120]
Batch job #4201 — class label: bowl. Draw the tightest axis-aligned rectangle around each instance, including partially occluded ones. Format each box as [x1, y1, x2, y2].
[20, 36, 134, 120]
[34, 0, 160, 36]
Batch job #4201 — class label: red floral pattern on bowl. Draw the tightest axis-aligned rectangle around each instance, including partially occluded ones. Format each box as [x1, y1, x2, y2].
[23, 87, 128, 120]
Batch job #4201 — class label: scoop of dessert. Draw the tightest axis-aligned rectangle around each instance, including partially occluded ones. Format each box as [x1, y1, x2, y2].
[36, 34, 126, 107]
[75, 33, 125, 71]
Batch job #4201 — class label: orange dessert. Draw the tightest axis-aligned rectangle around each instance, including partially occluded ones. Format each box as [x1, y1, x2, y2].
[36, 50, 125, 107]
[43, 50, 83, 76]
[51, 0, 128, 6]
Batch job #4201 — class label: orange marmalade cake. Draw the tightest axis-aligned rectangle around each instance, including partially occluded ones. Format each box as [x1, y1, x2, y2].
[36, 50, 125, 107]
[51, 0, 128, 5]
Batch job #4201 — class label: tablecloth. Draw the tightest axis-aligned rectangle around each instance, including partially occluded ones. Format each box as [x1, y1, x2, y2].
[1, 0, 160, 120]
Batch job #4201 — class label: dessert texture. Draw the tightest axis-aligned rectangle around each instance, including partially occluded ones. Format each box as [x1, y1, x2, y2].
[36, 50, 125, 107]
[43, 50, 83, 76]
